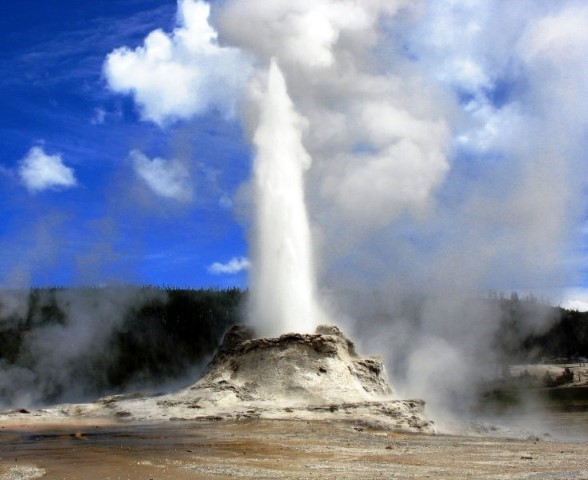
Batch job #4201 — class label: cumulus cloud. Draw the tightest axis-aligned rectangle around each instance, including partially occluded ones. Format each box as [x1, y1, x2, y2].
[208, 256, 250, 274]
[130, 149, 193, 202]
[18, 146, 77, 193]
[104, 0, 252, 125]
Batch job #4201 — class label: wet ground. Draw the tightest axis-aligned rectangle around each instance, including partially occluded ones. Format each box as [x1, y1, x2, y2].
[1, 418, 588, 479]
[475, 385, 588, 440]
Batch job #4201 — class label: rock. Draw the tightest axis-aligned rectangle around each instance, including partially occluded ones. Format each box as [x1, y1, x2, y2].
[2, 466, 46, 480]
[216, 325, 255, 355]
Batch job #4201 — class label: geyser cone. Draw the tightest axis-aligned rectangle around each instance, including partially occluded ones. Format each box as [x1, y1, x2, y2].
[175, 323, 433, 431]
[0, 324, 434, 433]
[249, 59, 323, 336]
[200, 324, 393, 403]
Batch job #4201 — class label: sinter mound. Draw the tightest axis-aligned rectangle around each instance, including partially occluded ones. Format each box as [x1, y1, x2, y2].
[199, 323, 394, 404]
[0, 324, 434, 432]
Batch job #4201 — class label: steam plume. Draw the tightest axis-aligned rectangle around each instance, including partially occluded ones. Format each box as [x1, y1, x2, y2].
[0, 287, 167, 407]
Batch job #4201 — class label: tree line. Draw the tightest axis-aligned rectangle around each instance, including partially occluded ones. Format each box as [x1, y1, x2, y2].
[0, 287, 243, 405]
[492, 293, 588, 363]
[0, 287, 586, 405]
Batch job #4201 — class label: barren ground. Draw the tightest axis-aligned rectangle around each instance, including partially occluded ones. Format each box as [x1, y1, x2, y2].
[1, 418, 588, 480]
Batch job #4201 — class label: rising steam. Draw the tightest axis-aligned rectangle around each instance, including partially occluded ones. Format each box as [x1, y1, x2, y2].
[102, 0, 588, 426]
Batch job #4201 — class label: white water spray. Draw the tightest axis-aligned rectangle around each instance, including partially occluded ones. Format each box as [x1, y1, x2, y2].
[249, 59, 323, 336]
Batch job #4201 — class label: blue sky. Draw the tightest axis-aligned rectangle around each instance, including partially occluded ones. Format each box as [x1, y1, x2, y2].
[0, 0, 251, 288]
[1, 0, 588, 309]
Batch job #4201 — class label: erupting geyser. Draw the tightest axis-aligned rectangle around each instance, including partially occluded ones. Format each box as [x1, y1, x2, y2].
[0, 1, 434, 433]
[249, 59, 324, 336]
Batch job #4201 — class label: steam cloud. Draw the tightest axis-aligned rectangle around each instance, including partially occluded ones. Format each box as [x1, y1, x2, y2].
[104, 0, 588, 423]
[0, 287, 167, 407]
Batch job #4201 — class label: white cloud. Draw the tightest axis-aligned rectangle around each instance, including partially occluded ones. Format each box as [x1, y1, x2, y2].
[560, 288, 588, 312]
[130, 149, 193, 202]
[18, 146, 77, 193]
[208, 256, 250, 274]
[562, 299, 588, 312]
[104, 0, 252, 126]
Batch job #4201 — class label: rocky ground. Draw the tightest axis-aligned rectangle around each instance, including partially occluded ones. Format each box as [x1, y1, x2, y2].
[1, 418, 588, 479]
[2, 325, 588, 479]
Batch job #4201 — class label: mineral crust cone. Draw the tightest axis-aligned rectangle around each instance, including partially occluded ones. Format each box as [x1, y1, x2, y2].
[0, 324, 434, 432]
[199, 323, 394, 404]
[151, 323, 435, 431]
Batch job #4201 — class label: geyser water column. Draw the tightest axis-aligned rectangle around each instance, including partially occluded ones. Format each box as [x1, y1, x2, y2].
[249, 59, 324, 337]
